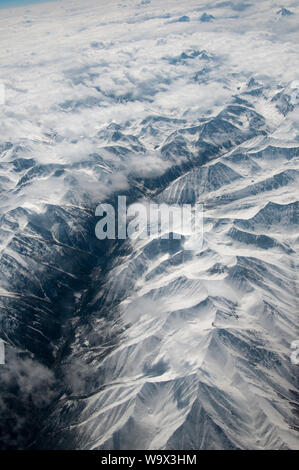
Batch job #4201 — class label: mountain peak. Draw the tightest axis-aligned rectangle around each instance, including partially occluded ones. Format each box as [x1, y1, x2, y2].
[276, 7, 294, 16]
[200, 13, 215, 22]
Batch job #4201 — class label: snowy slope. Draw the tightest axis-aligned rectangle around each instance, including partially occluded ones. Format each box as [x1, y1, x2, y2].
[0, 0, 298, 449]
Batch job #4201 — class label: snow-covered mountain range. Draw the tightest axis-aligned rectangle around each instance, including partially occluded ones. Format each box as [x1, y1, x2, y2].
[0, 0, 298, 449]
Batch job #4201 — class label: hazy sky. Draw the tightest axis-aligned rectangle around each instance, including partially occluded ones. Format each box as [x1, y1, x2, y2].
[0, 0, 57, 9]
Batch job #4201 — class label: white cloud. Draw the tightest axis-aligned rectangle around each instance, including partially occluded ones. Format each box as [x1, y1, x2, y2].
[0, 0, 298, 449]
